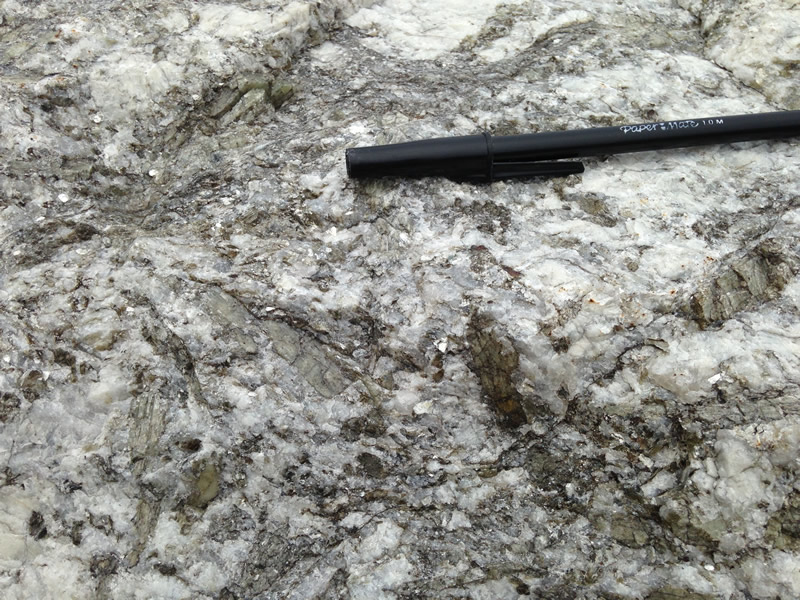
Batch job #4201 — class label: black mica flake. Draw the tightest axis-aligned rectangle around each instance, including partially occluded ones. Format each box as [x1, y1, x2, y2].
[466, 313, 529, 427]
[28, 511, 47, 540]
[89, 553, 119, 579]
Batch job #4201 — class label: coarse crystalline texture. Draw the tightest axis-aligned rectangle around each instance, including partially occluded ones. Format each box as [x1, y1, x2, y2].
[678, 0, 800, 109]
[1, 0, 799, 599]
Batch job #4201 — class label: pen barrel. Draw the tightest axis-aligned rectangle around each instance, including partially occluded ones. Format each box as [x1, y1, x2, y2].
[346, 134, 491, 181]
[344, 110, 800, 181]
[493, 110, 800, 161]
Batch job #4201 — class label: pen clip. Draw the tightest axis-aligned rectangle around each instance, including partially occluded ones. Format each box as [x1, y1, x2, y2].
[492, 160, 585, 180]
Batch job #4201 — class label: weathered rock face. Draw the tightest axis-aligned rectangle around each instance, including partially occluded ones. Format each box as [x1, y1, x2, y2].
[1, 0, 799, 598]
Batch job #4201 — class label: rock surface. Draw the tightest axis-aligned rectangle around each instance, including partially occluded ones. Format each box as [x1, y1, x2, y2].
[1, 0, 799, 598]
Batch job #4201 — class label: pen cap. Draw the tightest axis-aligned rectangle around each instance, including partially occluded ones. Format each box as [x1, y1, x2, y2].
[346, 134, 493, 182]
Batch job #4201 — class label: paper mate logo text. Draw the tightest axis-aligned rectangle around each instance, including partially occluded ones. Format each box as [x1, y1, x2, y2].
[621, 118, 724, 134]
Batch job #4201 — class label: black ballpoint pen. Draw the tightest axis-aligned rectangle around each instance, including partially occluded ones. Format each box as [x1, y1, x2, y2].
[345, 110, 800, 182]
